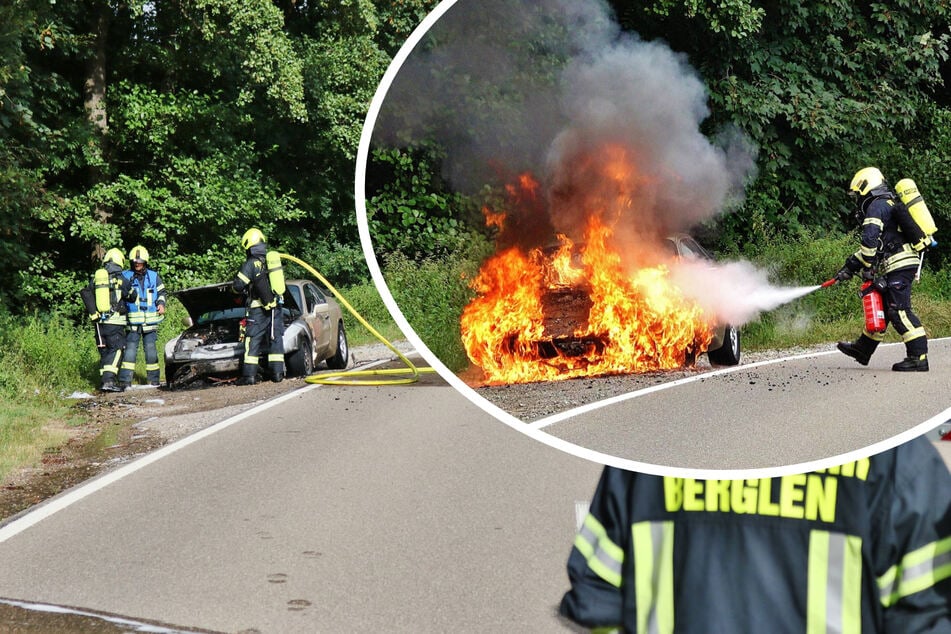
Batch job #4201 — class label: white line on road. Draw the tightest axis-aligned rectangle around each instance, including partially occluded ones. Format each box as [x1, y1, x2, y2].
[0, 357, 400, 544]
[528, 347, 841, 430]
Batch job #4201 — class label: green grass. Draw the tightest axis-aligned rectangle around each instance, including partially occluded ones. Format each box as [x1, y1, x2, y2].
[0, 406, 74, 484]
[0, 313, 95, 483]
[335, 282, 405, 347]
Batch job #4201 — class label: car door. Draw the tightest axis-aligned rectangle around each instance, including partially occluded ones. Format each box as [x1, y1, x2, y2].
[303, 282, 333, 356]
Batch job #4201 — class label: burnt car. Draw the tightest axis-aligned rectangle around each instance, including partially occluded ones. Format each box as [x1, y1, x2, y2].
[163, 278, 349, 386]
[663, 233, 741, 366]
[532, 233, 740, 368]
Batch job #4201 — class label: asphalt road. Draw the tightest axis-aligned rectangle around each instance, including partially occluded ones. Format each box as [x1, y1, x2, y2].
[531, 338, 951, 473]
[0, 369, 602, 632]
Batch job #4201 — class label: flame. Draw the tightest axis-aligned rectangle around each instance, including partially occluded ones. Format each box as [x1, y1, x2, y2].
[461, 169, 714, 386]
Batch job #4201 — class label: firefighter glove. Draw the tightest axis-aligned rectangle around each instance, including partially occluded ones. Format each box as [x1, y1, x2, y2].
[834, 267, 853, 282]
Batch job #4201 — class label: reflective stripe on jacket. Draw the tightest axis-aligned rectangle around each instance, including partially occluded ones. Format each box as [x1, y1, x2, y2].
[560, 437, 951, 633]
[123, 268, 166, 328]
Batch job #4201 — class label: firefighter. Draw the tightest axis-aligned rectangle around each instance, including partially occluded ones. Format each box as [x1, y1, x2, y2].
[231, 228, 285, 385]
[559, 435, 951, 632]
[86, 248, 137, 392]
[834, 167, 929, 371]
[118, 245, 167, 387]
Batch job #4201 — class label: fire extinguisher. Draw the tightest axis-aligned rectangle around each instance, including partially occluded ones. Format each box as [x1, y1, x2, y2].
[860, 280, 887, 333]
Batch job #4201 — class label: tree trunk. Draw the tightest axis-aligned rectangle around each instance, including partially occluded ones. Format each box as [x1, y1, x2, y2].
[84, 5, 110, 261]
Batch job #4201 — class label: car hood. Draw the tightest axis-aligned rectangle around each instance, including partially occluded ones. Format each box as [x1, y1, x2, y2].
[172, 282, 300, 319]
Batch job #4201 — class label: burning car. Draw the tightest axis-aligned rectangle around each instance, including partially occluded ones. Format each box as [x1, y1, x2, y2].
[662, 233, 741, 367]
[460, 218, 741, 385]
[163, 279, 349, 387]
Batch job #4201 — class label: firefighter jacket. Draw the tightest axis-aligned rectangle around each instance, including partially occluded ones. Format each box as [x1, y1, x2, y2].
[123, 267, 166, 331]
[559, 436, 951, 634]
[232, 242, 276, 310]
[88, 262, 136, 327]
[846, 196, 922, 276]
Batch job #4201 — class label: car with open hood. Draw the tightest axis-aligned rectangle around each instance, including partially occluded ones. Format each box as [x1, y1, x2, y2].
[163, 278, 349, 387]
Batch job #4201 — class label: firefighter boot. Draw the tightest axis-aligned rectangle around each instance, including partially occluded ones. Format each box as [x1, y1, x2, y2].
[893, 337, 929, 372]
[836, 335, 878, 366]
[892, 356, 929, 372]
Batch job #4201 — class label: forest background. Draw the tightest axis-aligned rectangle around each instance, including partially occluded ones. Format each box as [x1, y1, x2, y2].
[0, 0, 949, 467]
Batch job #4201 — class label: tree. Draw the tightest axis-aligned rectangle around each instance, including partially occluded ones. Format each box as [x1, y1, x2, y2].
[611, 0, 950, 251]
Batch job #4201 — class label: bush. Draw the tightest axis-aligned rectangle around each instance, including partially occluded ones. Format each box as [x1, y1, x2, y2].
[335, 282, 403, 347]
[0, 312, 100, 402]
[381, 240, 491, 372]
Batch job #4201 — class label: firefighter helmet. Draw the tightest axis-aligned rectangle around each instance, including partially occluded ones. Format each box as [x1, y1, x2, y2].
[128, 244, 150, 264]
[102, 248, 125, 266]
[241, 228, 266, 250]
[849, 167, 885, 197]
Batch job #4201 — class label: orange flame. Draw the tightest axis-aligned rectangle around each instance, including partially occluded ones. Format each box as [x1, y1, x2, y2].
[461, 171, 714, 386]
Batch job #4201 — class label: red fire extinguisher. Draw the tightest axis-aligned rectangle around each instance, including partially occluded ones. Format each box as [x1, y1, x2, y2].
[860, 281, 887, 333]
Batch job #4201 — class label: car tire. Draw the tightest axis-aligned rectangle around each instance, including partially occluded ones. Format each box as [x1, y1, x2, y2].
[707, 324, 741, 366]
[286, 337, 314, 377]
[326, 321, 349, 370]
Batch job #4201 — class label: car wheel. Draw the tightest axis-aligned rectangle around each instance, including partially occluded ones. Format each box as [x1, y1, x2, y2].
[326, 321, 349, 370]
[286, 337, 314, 377]
[707, 324, 741, 366]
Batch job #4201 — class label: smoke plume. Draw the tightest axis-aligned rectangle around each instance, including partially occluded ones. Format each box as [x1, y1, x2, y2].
[374, 0, 815, 325]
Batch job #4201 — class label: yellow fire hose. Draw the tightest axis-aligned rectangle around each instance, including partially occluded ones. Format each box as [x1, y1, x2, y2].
[277, 253, 436, 386]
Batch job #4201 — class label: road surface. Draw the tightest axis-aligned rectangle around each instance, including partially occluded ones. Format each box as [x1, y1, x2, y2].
[519, 339, 951, 472]
[0, 369, 602, 632]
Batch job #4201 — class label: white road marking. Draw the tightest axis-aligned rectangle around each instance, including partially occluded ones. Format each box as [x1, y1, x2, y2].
[527, 341, 925, 430]
[0, 357, 398, 544]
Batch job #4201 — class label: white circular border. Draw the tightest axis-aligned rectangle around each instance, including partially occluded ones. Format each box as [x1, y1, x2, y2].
[353, 0, 951, 479]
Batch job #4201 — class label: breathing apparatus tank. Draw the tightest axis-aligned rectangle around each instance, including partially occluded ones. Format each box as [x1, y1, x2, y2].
[894, 178, 938, 251]
[266, 251, 286, 297]
[860, 281, 887, 333]
[94, 268, 112, 314]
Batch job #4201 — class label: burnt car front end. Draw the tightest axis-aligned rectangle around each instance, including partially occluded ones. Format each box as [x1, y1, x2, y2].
[163, 283, 248, 385]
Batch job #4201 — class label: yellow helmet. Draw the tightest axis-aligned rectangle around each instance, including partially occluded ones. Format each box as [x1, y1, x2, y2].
[128, 244, 150, 264]
[241, 228, 266, 250]
[102, 248, 125, 266]
[849, 167, 885, 197]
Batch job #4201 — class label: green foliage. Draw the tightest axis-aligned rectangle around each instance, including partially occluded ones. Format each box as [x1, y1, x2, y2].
[0, 312, 99, 402]
[336, 281, 403, 347]
[4, 0, 420, 320]
[370, 0, 438, 54]
[613, 0, 950, 249]
[367, 147, 483, 257]
[381, 244, 491, 371]
[189, 0, 308, 121]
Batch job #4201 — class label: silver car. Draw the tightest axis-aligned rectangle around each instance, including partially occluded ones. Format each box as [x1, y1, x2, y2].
[163, 278, 349, 387]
